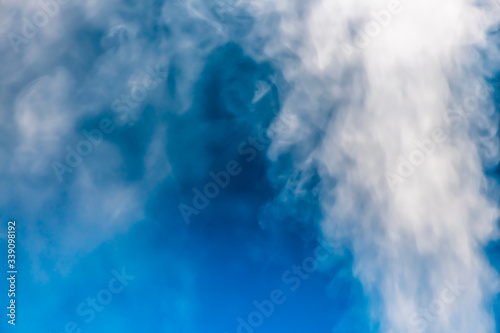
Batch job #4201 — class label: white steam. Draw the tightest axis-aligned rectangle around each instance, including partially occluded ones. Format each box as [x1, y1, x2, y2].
[245, 0, 500, 332]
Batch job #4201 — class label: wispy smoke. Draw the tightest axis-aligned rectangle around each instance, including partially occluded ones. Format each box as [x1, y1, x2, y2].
[243, 0, 500, 332]
[2, 0, 500, 331]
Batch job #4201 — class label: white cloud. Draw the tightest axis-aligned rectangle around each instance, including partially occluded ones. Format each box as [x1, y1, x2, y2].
[245, 0, 500, 332]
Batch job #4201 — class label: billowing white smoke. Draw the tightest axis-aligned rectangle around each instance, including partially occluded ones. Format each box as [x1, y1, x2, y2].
[244, 0, 500, 332]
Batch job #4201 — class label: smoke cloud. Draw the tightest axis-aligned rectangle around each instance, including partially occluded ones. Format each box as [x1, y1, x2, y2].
[243, 0, 500, 332]
[1, 0, 500, 331]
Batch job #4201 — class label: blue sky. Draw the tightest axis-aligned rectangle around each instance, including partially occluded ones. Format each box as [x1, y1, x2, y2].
[1, 0, 500, 332]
